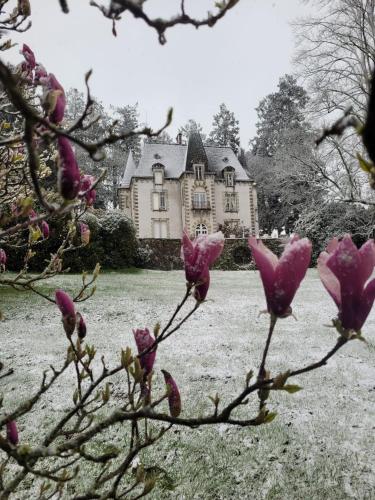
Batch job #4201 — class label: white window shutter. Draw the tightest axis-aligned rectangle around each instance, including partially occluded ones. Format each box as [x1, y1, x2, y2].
[152, 192, 159, 210]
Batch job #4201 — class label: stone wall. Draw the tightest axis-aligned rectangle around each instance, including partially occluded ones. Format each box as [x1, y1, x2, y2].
[137, 237, 286, 271]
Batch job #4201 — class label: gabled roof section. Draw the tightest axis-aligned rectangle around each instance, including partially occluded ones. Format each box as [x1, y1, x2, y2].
[121, 135, 252, 183]
[185, 132, 208, 171]
[136, 143, 187, 178]
[205, 146, 250, 181]
[119, 150, 136, 188]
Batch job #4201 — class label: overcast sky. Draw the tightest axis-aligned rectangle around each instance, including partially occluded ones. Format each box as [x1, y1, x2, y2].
[7, 0, 315, 146]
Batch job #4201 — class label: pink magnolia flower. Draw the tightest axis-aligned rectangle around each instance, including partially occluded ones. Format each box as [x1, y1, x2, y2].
[57, 137, 81, 200]
[76, 312, 87, 340]
[45, 74, 66, 124]
[181, 230, 224, 301]
[133, 328, 156, 375]
[248, 235, 312, 318]
[161, 369, 181, 418]
[41, 220, 49, 239]
[6, 421, 19, 445]
[55, 289, 76, 336]
[79, 175, 97, 206]
[34, 63, 48, 85]
[20, 44, 35, 70]
[318, 235, 375, 333]
[80, 223, 90, 246]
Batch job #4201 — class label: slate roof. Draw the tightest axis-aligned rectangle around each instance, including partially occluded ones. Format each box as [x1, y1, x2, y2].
[119, 150, 137, 188]
[119, 134, 251, 187]
[185, 132, 208, 171]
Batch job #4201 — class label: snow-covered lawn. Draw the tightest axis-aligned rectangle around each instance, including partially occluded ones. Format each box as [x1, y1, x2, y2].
[1, 269, 375, 499]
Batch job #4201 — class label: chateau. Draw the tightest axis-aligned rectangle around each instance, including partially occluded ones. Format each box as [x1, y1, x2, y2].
[118, 132, 259, 239]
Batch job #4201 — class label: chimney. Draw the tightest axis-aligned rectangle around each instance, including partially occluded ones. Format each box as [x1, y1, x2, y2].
[176, 132, 182, 145]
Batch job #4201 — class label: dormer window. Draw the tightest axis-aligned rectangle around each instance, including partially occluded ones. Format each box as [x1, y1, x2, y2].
[223, 166, 235, 187]
[194, 164, 204, 181]
[152, 163, 164, 185]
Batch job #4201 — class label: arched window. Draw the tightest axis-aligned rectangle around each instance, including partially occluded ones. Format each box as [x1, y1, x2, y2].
[195, 223, 208, 237]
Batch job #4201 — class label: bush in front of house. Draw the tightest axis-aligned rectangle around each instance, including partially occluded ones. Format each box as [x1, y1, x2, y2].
[98, 210, 137, 269]
[3, 210, 137, 272]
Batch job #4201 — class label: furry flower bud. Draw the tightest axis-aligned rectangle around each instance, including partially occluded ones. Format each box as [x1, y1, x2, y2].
[162, 369, 181, 417]
[57, 137, 81, 200]
[45, 74, 66, 124]
[55, 289, 76, 336]
[20, 44, 35, 70]
[41, 220, 49, 239]
[79, 223, 90, 246]
[6, 421, 19, 445]
[76, 312, 87, 340]
[79, 175, 96, 206]
[133, 328, 156, 376]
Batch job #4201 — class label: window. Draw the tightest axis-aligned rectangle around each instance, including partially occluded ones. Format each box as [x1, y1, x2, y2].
[195, 223, 208, 237]
[193, 191, 207, 209]
[152, 163, 164, 185]
[224, 167, 235, 187]
[225, 171, 234, 187]
[153, 220, 168, 238]
[224, 193, 238, 212]
[194, 164, 204, 181]
[152, 191, 167, 211]
[154, 170, 163, 185]
[159, 191, 166, 210]
[125, 195, 130, 208]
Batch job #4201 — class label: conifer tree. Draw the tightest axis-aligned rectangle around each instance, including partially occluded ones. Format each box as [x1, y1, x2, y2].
[208, 103, 240, 153]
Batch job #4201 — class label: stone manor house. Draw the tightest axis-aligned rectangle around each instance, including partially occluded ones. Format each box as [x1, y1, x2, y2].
[118, 132, 259, 239]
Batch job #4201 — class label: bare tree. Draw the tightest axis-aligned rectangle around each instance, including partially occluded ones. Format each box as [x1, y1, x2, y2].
[293, 0, 375, 204]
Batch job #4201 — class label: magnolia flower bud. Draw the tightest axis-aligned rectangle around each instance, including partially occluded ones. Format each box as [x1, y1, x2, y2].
[55, 289, 76, 336]
[76, 312, 87, 340]
[46, 74, 66, 124]
[41, 220, 49, 239]
[57, 137, 81, 200]
[20, 44, 35, 70]
[162, 370, 181, 418]
[79, 175, 97, 206]
[80, 223, 90, 246]
[133, 328, 156, 376]
[6, 421, 19, 445]
[181, 230, 224, 302]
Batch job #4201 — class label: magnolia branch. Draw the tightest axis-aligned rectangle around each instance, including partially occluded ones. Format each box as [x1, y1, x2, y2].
[88, 0, 240, 44]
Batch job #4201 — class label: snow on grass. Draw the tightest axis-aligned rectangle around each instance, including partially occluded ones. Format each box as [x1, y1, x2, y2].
[1, 269, 375, 499]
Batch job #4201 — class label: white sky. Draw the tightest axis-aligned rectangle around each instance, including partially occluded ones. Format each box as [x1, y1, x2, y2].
[6, 0, 315, 146]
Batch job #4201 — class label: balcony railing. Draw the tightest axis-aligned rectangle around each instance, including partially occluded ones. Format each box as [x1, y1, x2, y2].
[191, 200, 211, 210]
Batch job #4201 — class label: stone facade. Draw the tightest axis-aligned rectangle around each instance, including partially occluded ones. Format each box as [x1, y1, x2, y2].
[118, 133, 259, 239]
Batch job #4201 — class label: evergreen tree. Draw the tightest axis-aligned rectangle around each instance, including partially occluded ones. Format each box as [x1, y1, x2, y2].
[114, 104, 142, 163]
[248, 76, 321, 234]
[178, 119, 206, 142]
[251, 75, 308, 157]
[208, 103, 240, 153]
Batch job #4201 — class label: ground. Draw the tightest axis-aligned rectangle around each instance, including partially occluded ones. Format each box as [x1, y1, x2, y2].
[1, 269, 375, 499]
